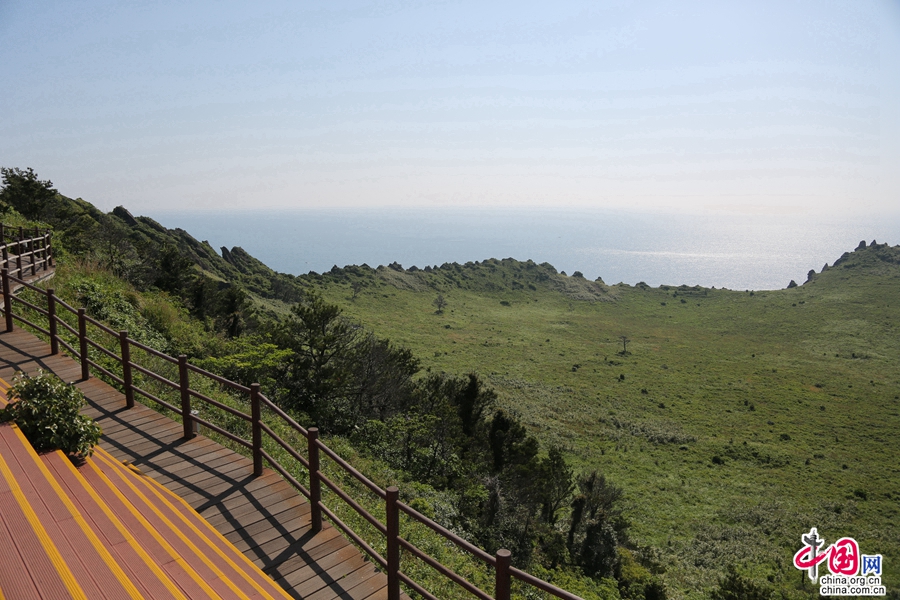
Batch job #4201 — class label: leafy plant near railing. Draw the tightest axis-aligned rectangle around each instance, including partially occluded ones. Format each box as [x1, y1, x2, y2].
[0, 370, 101, 459]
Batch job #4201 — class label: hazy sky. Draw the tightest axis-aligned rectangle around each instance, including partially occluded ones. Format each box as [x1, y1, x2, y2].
[2, 0, 899, 215]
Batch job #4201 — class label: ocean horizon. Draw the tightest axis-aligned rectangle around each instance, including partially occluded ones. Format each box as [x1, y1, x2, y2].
[150, 207, 900, 291]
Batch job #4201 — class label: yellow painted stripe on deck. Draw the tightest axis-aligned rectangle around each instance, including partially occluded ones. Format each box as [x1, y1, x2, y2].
[85, 459, 221, 599]
[100, 448, 292, 600]
[57, 453, 188, 600]
[94, 450, 250, 600]
[0, 377, 10, 407]
[10, 426, 144, 600]
[0, 431, 88, 600]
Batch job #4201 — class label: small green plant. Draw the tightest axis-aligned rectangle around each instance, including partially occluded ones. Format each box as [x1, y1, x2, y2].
[0, 371, 101, 459]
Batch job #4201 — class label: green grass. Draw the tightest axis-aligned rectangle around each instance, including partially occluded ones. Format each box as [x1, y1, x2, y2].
[306, 252, 900, 599]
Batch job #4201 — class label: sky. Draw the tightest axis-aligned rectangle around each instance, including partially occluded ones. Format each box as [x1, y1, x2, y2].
[2, 0, 899, 215]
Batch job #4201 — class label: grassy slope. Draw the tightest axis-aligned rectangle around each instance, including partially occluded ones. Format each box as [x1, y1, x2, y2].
[304, 251, 899, 598]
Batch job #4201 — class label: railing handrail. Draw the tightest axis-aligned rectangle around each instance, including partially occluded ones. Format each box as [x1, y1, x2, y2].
[0, 229, 584, 600]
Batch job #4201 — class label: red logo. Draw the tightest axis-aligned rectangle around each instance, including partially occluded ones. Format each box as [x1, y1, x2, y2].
[793, 529, 861, 581]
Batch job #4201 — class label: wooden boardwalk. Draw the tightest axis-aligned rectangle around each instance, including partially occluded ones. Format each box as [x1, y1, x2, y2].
[0, 326, 397, 600]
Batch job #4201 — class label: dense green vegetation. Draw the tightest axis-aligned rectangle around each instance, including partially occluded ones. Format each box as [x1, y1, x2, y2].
[0, 370, 102, 459]
[2, 167, 897, 599]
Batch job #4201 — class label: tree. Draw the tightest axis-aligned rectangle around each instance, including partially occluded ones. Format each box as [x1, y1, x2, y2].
[710, 565, 772, 600]
[567, 470, 628, 576]
[351, 281, 362, 300]
[215, 285, 253, 338]
[488, 409, 539, 473]
[618, 335, 630, 354]
[276, 292, 422, 433]
[349, 333, 419, 420]
[537, 445, 575, 526]
[579, 521, 619, 578]
[433, 293, 447, 314]
[0, 167, 57, 219]
[94, 216, 142, 280]
[277, 291, 362, 427]
[457, 372, 496, 438]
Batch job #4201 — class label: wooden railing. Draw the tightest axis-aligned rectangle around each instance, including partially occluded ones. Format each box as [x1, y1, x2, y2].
[0, 225, 53, 283]
[0, 231, 583, 600]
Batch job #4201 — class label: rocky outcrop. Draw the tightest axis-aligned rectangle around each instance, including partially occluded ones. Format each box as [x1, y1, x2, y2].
[112, 206, 138, 226]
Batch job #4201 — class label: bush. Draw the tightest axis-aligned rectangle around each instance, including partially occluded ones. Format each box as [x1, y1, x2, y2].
[710, 565, 772, 600]
[0, 371, 101, 459]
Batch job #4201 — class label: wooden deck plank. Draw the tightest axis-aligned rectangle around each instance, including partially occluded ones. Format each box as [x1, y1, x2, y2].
[148, 455, 256, 491]
[304, 561, 383, 600]
[292, 554, 369, 598]
[0, 425, 111, 600]
[0, 489, 73, 599]
[114, 451, 294, 600]
[43, 452, 183, 600]
[93, 450, 281, 600]
[78, 458, 218, 599]
[272, 532, 349, 575]
[89, 450, 242, 600]
[204, 491, 308, 531]
[198, 484, 303, 526]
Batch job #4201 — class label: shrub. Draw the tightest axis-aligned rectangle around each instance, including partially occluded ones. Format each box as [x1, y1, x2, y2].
[0, 371, 101, 459]
[710, 565, 772, 600]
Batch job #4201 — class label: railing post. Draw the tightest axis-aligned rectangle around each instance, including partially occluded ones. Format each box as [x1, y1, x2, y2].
[29, 235, 36, 276]
[78, 308, 90, 380]
[34, 232, 42, 269]
[250, 383, 263, 476]
[178, 355, 194, 439]
[47, 232, 53, 268]
[2, 269, 12, 332]
[47, 289, 59, 355]
[15, 239, 22, 277]
[495, 549, 511, 600]
[120, 330, 134, 408]
[0, 224, 4, 243]
[17, 227, 23, 241]
[386, 486, 401, 600]
[1, 244, 7, 270]
[307, 427, 323, 532]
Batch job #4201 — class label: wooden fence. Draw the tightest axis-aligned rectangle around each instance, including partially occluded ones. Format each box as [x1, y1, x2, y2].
[0, 228, 583, 600]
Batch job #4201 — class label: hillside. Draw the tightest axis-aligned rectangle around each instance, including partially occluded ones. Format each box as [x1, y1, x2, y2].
[2, 168, 897, 599]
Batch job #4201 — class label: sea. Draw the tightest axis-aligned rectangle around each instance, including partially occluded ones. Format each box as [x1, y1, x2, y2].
[150, 208, 900, 291]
